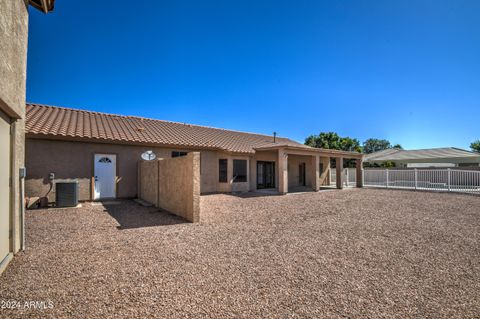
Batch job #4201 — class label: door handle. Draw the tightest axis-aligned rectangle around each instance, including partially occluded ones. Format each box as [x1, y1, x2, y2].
[94, 176, 98, 182]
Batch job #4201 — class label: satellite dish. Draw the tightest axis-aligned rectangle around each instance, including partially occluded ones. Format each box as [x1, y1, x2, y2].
[141, 150, 156, 161]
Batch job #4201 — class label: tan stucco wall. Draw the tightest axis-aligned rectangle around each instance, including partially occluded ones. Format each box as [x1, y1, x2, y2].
[25, 139, 235, 201]
[138, 160, 158, 206]
[26, 139, 209, 201]
[139, 153, 200, 222]
[0, 0, 29, 258]
[26, 139, 335, 202]
[200, 151, 217, 193]
[1, 0, 28, 118]
[287, 154, 313, 188]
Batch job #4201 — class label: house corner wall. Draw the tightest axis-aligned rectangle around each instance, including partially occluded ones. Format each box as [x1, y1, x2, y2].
[0, 0, 29, 261]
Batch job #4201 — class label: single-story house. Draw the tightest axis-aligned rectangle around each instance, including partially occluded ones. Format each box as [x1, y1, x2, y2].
[364, 147, 480, 168]
[25, 103, 363, 202]
[0, 0, 54, 273]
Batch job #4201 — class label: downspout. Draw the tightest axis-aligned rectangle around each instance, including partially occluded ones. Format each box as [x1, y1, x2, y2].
[19, 167, 26, 251]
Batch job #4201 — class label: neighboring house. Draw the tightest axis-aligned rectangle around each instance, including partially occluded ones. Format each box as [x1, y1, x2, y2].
[0, 0, 54, 273]
[364, 147, 480, 168]
[25, 103, 363, 202]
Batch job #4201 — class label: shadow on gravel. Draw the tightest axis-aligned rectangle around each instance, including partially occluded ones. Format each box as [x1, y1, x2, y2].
[227, 191, 283, 199]
[102, 200, 188, 229]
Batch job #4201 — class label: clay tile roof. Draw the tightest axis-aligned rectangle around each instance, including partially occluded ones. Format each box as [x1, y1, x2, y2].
[26, 103, 307, 154]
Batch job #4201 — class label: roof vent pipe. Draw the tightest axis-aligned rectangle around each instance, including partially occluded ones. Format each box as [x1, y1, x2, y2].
[273, 132, 277, 143]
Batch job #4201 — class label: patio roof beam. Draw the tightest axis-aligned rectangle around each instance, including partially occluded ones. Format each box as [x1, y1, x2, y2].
[278, 148, 362, 160]
[255, 146, 363, 159]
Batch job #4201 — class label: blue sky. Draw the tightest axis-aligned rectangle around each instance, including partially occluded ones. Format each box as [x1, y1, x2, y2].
[27, 0, 479, 150]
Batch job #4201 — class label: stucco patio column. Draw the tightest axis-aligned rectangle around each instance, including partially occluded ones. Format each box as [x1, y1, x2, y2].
[311, 155, 320, 191]
[319, 157, 331, 186]
[335, 157, 343, 189]
[278, 149, 288, 194]
[356, 157, 364, 188]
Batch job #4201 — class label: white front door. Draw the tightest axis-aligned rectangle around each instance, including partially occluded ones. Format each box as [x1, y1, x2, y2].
[0, 111, 11, 263]
[94, 154, 116, 199]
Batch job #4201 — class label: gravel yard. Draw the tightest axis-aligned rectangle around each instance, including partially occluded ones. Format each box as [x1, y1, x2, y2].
[1, 188, 479, 318]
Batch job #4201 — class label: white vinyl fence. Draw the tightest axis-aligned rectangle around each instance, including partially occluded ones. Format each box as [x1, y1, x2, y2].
[364, 168, 480, 195]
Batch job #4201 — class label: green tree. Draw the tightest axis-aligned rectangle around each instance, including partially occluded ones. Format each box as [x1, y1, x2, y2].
[305, 132, 361, 152]
[305, 132, 361, 168]
[340, 137, 362, 153]
[392, 144, 403, 150]
[305, 132, 341, 149]
[362, 138, 392, 154]
[471, 140, 480, 153]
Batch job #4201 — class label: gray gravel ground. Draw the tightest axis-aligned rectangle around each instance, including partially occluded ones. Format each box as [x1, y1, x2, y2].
[0, 188, 479, 318]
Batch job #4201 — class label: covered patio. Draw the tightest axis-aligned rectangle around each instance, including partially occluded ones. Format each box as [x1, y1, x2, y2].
[254, 145, 364, 194]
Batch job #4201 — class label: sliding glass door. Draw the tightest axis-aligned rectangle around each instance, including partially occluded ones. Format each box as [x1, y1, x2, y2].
[257, 161, 275, 189]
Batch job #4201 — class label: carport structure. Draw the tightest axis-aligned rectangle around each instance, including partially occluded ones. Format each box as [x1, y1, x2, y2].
[254, 145, 364, 194]
[364, 147, 480, 168]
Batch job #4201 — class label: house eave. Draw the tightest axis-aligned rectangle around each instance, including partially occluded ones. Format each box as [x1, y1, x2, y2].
[29, 0, 55, 13]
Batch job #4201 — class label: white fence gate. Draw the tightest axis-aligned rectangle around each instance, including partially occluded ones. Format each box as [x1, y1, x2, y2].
[330, 168, 356, 187]
[363, 168, 480, 195]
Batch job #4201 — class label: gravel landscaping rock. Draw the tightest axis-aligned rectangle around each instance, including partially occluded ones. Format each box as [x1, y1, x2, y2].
[0, 189, 479, 318]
